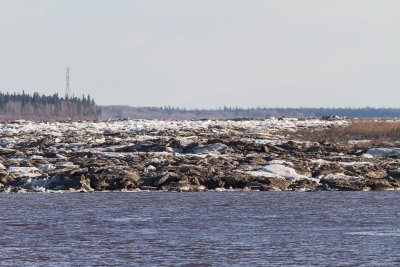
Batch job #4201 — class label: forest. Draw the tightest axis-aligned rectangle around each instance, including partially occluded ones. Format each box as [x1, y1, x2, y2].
[101, 106, 400, 120]
[0, 91, 101, 120]
[2, 91, 399, 121]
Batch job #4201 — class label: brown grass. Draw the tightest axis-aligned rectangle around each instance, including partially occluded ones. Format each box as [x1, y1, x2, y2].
[287, 119, 400, 144]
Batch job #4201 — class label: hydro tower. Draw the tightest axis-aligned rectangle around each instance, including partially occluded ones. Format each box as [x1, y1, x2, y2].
[65, 66, 71, 98]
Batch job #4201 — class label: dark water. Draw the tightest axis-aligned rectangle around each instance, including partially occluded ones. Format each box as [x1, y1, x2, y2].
[0, 192, 399, 266]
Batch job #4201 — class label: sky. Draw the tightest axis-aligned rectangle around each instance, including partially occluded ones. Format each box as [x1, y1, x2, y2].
[0, 0, 399, 108]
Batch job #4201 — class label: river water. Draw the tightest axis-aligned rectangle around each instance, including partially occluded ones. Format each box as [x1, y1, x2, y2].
[0, 192, 399, 266]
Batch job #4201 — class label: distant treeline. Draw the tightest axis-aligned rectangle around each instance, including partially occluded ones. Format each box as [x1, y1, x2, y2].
[0, 91, 101, 120]
[102, 106, 400, 120]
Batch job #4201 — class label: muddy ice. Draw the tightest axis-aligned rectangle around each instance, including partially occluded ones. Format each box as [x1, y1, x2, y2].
[1, 118, 399, 192]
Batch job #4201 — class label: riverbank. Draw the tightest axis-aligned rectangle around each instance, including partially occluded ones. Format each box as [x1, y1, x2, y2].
[1, 118, 400, 192]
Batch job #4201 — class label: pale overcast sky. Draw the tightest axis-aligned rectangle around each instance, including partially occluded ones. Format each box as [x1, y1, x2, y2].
[0, 0, 399, 108]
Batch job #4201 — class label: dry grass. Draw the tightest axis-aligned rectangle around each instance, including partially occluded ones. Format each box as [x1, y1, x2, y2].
[287, 119, 400, 144]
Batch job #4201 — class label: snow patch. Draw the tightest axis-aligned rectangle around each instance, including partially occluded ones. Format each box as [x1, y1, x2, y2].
[339, 161, 373, 166]
[147, 165, 156, 171]
[259, 164, 308, 181]
[361, 153, 374, 159]
[268, 160, 294, 167]
[8, 166, 39, 173]
[318, 173, 358, 180]
[193, 143, 229, 154]
[38, 164, 56, 171]
[7, 166, 41, 178]
[310, 159, 372, 166]
[238, 161, 312, 181]
[55, 162, 79, 169]
[348, 140, 371, 145]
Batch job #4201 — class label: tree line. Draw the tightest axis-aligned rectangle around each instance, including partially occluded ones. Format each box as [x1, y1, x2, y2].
[0, 91, 101, 120]
[101, 106, 400, 120]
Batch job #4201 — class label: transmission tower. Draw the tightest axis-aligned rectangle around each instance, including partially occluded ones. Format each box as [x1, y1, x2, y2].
[65, 66, 71, 97]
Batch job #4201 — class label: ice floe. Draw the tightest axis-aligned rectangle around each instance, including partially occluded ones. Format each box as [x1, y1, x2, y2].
[310, 159, 373, 166]
[366, 148, 400, 158]
[193, 143, 230, 154]
[7, 166, 42, 178]
[238, 161, 312, 181]
[318, 173, 358, 180]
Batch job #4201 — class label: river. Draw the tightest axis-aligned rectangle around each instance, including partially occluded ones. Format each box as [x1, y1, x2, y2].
[0, 192, 399, 266]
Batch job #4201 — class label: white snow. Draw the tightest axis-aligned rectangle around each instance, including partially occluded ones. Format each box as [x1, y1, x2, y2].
[166, 147, 183, 153]
[38, 164, 56, 171]
[100, 152, 128, 158]
[267, 160, 294, 167]
[339, 161, 373, 166]
[0, 118, 348, 143]
[7, 166, 41, 178]
[93, 137, 106, 144]
[361, 153, 374, 159]
[8, 166, 39, 173]
[259, 164, 309, 181]
[240, 170, 277, 178]
[310, 159, 330, 164]
[55, 162, 79, 169]
[193, 143, 229, 154]
[238, 161, 312, 181]
[318, 173, 358, 180]
[147, 165, 156, 171]
[348, 140, 371, 145]
[310, 159, 372, 166]
[67, 142, 87, 149]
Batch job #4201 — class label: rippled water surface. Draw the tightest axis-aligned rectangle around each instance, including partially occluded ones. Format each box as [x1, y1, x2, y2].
[0, 192, 400, 266]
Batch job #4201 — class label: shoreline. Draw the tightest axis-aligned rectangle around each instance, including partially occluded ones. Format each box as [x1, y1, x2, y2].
[1, 118, 400, 193]
[2, 187, 400, 193]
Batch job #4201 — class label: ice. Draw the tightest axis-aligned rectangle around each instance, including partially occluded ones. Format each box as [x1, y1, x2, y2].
[67, 142, 87, 149]
[38, 164, 56, 171]
[0, 118, 348, 141]
[339, 161, 373, 166]
[361, 153, 374, 159]
[101, 152, 131, 158]
[166, 147, 183, 153]
[310, 159, 372, 166]
[366, 148, 400, 158]
[147, 165, 156, 171]
[7, 166, 41, 178]
[8, 166, 39, 173]
[24, 177, 51, 188]
[193, 143, 229, 154]
[239, 161, 311, 181]
[0, 118, 351, 192]
[240, 170, 278, 178]
[260, 164, 308, 181]
[345, 231, 400, 237]
[310, 159, 330, 165]
[55, 162, 80, 169]
[93, 137, 106, 144]
[16, 172, 42, 178]
[267, 160, 294, 167]
[175, 137, 197, 147]
[318, 173, 358, 179]
[347, 140, 371, 145]
[0, 137, 16, 148]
